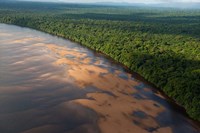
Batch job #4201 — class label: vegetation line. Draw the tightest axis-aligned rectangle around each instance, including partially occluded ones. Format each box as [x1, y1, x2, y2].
[0, 1, 199, 121]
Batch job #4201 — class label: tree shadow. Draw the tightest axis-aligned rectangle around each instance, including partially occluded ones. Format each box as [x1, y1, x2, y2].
[127, 51, 200, 120]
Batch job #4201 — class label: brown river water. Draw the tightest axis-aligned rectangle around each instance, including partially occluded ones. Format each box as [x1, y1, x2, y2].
[0, 24, 199, 133]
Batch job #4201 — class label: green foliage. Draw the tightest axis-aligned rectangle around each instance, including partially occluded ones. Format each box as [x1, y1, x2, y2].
[0, 1, 199, 121]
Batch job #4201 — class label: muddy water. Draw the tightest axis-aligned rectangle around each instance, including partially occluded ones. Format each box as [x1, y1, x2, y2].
[0, 24, 199, 133]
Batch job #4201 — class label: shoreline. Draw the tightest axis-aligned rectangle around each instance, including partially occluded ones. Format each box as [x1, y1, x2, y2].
[1, 23, 199, 129]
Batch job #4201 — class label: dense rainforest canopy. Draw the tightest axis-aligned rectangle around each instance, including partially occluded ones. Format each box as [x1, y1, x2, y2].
[0, 1, 199, 121]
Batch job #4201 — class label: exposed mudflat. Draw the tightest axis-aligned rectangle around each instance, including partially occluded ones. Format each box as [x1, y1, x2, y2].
[0, 24, 199, 133]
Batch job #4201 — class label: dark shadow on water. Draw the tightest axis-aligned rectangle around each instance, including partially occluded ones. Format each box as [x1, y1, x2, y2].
[133, 111, 148, 119]
[0, 23, 199, 133]
[132, 82, 199, 133]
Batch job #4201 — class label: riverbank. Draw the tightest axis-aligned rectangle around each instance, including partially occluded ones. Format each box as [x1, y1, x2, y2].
[0, 0, 200, 123]
[1, 23, 200, 133]
[2, 22, 200, 128]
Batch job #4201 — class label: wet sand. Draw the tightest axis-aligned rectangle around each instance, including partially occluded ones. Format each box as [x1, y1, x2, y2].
[0, 23, 199, 133]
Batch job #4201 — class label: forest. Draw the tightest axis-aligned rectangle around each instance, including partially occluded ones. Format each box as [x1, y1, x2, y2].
[0, 1, 199, 121]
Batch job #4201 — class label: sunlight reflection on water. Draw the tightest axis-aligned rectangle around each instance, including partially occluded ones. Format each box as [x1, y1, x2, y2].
[0, 24, 199, 133]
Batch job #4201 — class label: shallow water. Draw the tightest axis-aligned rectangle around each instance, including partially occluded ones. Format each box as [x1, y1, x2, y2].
[0, 24, 199, 133]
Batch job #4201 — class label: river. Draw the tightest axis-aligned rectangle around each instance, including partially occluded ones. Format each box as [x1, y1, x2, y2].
[0, 24, 199, 133]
